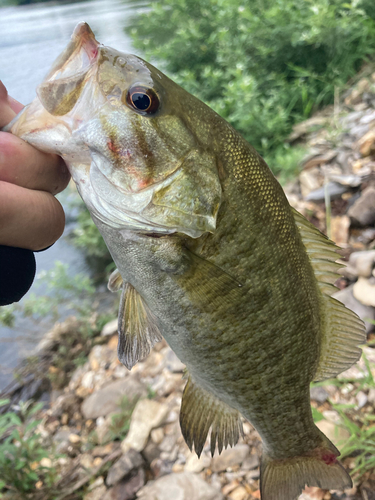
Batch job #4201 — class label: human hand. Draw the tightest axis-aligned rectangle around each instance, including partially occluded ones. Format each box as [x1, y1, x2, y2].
[0, 80, 70, 305]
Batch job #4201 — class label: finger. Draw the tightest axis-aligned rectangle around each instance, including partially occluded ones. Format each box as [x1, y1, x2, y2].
[0, 80, 18, 127]
[0, 132, 70, 195]
[0, 181, 65, 251]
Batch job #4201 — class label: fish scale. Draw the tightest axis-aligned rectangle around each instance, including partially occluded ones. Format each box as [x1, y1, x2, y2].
[3, 22, 366, 500]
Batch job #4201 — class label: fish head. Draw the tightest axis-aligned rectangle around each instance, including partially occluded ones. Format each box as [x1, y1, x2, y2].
[6, 23, 222, 237]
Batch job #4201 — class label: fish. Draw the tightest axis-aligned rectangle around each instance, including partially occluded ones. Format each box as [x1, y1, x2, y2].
[3, 22, 366, 500]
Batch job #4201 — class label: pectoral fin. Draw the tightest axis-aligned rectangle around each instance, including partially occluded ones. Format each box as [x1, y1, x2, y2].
[117, 283, 162, 370]
[107, 268, 123, 292]
[180, 372, 243, 457]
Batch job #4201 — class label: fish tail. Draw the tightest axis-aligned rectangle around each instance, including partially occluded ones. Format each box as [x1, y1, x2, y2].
[260, 429, 352, 500]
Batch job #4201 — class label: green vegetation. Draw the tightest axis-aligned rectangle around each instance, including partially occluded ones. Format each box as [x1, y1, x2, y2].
[129, 0, 375, 173]
[109, 396, 138, 441]
[71, 208, 112, 275]
[0, 261, 95, 328]
[0, 399, 61, 497]
[312, 350, 375, 480]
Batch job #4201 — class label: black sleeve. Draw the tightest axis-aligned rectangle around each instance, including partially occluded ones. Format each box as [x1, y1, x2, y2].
[0, 245, 36, 306]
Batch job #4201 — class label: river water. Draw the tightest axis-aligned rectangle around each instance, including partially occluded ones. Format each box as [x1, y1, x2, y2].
[0, 0, 145, 389]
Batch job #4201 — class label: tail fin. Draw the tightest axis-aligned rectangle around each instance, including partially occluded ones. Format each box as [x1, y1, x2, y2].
[260, 431, 352, 500]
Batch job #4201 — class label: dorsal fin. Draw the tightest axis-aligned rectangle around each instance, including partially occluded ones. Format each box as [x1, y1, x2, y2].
[180, 371, 243, 457]
[292, 208, 366, 381]
[292, 208, 341, 292]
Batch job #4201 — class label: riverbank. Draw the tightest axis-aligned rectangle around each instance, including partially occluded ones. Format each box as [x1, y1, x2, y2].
[2, 68, 375, 500]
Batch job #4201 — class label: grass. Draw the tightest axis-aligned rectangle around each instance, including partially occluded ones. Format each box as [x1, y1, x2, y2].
[311, 348, 375, 480]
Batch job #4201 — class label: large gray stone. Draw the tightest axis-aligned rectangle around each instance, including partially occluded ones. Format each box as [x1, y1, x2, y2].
[106, 449, 144, 486]
[136, 472, 224, 500]
[121, 399, 169, 453]
[211, 444, 250, 472]
[105, 469, 145, 500]
[348, 186, 375, 226]
[81, 378, 147, 419]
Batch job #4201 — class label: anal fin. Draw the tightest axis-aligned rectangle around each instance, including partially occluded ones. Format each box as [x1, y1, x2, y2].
[117, 283, 162, 370]
[180, 372, 243, 457]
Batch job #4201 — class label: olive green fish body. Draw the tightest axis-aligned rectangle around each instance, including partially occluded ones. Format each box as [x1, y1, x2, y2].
[4, 23, 366, 500]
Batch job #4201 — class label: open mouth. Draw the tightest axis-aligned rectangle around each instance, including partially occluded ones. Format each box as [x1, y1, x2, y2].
[44, 22, 100, 82]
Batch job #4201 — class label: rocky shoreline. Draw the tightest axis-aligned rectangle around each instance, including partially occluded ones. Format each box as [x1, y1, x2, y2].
[2, 69, 375, 500]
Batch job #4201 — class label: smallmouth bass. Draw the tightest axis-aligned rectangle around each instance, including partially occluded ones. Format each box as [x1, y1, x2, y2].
[3, 23, 366, 500]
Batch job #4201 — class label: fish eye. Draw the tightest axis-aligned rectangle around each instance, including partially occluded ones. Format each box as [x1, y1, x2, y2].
[125, 85, 160, 115]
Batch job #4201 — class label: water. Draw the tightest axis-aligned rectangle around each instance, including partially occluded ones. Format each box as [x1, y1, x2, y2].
[0, 0, 145, 389]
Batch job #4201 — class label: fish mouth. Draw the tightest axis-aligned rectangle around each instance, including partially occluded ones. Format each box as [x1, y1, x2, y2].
[36, 23, 101, 117]
[44, 22, 100, 82]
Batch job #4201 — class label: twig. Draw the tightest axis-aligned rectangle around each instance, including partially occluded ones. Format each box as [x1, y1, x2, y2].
[51, 448, 122, 500]
[324, 176, 332, 240]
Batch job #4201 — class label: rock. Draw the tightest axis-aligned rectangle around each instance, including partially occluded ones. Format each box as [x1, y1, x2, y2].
[211, 444, 250, 472]
[53, 429, 71, 454]
[80, 454, 94, 469]
[299, 168, 322, 198]
[329, 173, 362, 187]
[288, 117, 329, 142]
[300, 486, 326, 500]
[106, 450, 144, 487]
[95, 414, 115, 445]
[184, 452, 211, 473]
[121, 399, 169, 453]
[368, 388, 375, 404]
[142, 441, 161, 463]
[165, 349, 185, 373]
[348, 250, 375, 278]
[353, 276, 375, 307]
[305, 182, 349, 203]
[69, 434, 81, 444]
[51, 392, 80, 418]
[88, 345, 117, 371]
[348, 186, 375, 226]
[228, 486, 248, 500]
[136, 472, 224, 500]
[105, 469, 145, 500]
[81, 378, 146, 419]
[310, 386, 329, 404]
[150, 427, 164, 444]
[241, 453, 260, 471]
[330, 215, 350, 246]
[101, 319, 118, 337]
[40, 457, 52, 468]
[333, 284, 375, 333]
[358, 130, 375, 157]
[92, 443, 118, 457]
[360, 109, 375, 125]
[356, 391, 368, 409]
[84, 485, 107, 500]
[315, 420, 350, 448]
[88, 476, 105, 491]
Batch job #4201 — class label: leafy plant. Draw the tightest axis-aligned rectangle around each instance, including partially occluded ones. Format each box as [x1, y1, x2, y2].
[129, 0, 375, 162]
[109, 396, 138, 441]
[339, 411, 375, 477]
[0, 399, 61, 496]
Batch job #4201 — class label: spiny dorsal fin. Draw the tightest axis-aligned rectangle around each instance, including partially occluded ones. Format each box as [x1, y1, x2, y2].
[117, 283, 163, 370]
[292, 208, 366, 381]
[180, 372, 243, 457]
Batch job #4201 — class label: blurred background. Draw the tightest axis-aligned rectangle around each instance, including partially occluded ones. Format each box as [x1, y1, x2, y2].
[1, 1, 375, 499]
